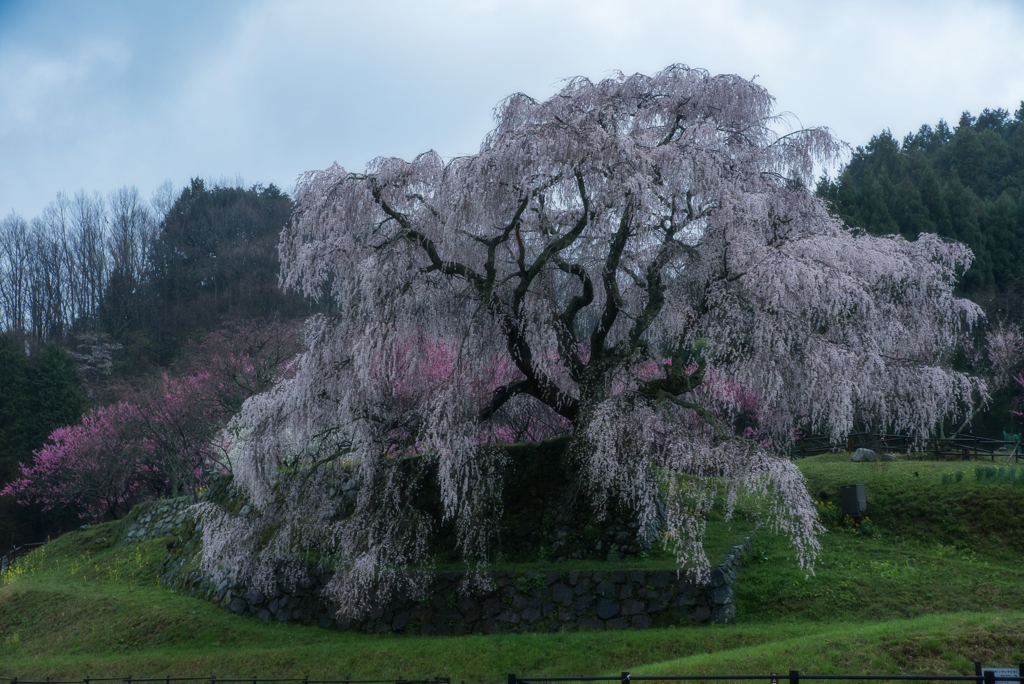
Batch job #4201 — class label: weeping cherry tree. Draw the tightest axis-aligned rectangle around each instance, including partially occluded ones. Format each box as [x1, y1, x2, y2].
[199, 65, 984, 617]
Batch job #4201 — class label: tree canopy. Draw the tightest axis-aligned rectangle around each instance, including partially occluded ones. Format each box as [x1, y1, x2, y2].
[817, 103, 1024, 302]
[141, 180, 312, 366]
[194, 65, 982, 617]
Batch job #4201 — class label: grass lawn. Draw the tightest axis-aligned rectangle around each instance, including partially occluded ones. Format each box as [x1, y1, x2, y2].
[2, 452, 1023, 680]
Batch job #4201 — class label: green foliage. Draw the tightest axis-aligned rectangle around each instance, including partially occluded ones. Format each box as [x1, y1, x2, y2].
[817, 103, 1024, 304]
[2, 528, 1023, 678]
[798, 452, 1024, 556]
[974, 465, 1024, 486]
[132, 179, 313, 367]
[0, 336, 87, 548]
[940, 471, 966, 485]
[0, 334, 32, 481]
[27, 342, 87, 447]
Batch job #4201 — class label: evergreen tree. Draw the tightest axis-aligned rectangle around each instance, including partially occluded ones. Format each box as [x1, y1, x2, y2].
[26, 342, 86, 449]
[818, 103, 1024, 309]
[0, 335, 31, 481]
[138, 180, 312, 366]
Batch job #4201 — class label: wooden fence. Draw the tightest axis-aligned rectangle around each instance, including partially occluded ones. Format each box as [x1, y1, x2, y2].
[794, 431, 1021, 462]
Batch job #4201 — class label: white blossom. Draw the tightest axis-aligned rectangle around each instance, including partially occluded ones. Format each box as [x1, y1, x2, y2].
[200, 65, 983, 616]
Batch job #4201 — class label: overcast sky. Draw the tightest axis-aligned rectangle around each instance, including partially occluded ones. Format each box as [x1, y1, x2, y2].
[2, 0, 1023, 222]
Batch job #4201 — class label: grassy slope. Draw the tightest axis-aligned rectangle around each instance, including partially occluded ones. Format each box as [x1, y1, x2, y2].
[2, 454, 1024, 679]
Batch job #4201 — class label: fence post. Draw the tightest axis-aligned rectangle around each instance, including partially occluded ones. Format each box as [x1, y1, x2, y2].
[985, 670, 996, 684]
[508, 674, 517, 684]
[622, 672, 631, 684]
[789, 670, 800, 684]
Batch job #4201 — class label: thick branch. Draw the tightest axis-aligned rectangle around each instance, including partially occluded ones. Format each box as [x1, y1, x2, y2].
[591, 195, 634, 359]
[372, 185, 487, 291]
[553, 256, 593, 381]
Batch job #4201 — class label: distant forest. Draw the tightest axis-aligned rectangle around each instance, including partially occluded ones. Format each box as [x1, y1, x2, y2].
[0, 179, 318, 547]
[817, 103, 1024, 318]
[1, 102, 1023, 547]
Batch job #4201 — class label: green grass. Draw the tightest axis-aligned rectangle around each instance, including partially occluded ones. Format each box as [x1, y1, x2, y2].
[798, 453, 1024, 559]
[3, 453, 1024, 679]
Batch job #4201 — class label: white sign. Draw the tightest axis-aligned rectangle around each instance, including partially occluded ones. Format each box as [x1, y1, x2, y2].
[982, 668, 1020, 684]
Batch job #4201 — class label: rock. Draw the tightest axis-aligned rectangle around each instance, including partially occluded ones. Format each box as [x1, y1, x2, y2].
[521, 607, 542, 623]
[649, 571, 671, 588]
[688, 606, 712, 622]
[572, 595, 595, 613]
[595, 598, 620, 619]
[606, 617, 629, 630]
[621, 599, 645, 615]
[551, 583, 573, 606]
[631, 614, 653, 629]
[851, 448, 877, 462]
[711, 603, 736, 624]
[711, 586, 733, 605]
[880, 452, 897, 462]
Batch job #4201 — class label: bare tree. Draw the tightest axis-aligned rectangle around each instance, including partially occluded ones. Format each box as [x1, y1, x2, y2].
[150, 179, 177, 222]
[104, 185, 156, 338]
[0, 212, 31, 340]
[69, 190, 107, 333]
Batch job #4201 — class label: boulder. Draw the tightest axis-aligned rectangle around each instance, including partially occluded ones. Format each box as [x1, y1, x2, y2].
[880, 452, 897, 462]
[851, 448, 877, 462]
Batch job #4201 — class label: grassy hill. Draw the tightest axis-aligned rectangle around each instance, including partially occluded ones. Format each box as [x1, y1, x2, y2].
[2, 454, 1023, 680]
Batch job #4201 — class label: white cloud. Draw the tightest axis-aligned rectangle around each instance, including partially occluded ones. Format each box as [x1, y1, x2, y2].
[0, 0, 1022, 220]
[0, 39, 129, 129]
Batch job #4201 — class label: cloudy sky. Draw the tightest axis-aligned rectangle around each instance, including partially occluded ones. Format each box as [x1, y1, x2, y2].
[2, 0, 1023, 222]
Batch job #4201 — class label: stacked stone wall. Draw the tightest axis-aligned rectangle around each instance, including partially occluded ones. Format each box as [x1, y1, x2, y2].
[123, 497, 200, 543]
[158, 520, 755, 633]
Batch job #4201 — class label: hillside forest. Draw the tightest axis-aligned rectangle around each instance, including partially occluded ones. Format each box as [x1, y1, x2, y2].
[1, 103, 1023, 554]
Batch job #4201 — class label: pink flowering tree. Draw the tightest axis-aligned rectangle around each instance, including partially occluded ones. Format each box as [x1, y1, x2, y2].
[2, 318, 301, 519]
[199, 65, 984, 616]
[1, 402, 153, 520]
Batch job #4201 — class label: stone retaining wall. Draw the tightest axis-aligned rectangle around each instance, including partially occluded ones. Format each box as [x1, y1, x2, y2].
[160, 526, 755, 634]
[130, 484, 756, 634]
[123, 497, 200, 543]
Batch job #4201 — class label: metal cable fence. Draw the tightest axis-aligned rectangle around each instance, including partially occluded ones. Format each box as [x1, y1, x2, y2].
[0, 541, 45, 574]
[510, 670, 1024, 684]
[0, 678, 452, 684]
[4, 670, 1022, 684]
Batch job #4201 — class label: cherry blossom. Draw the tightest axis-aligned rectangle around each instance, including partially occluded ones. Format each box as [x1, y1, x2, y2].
[200, 66, 984, 616]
